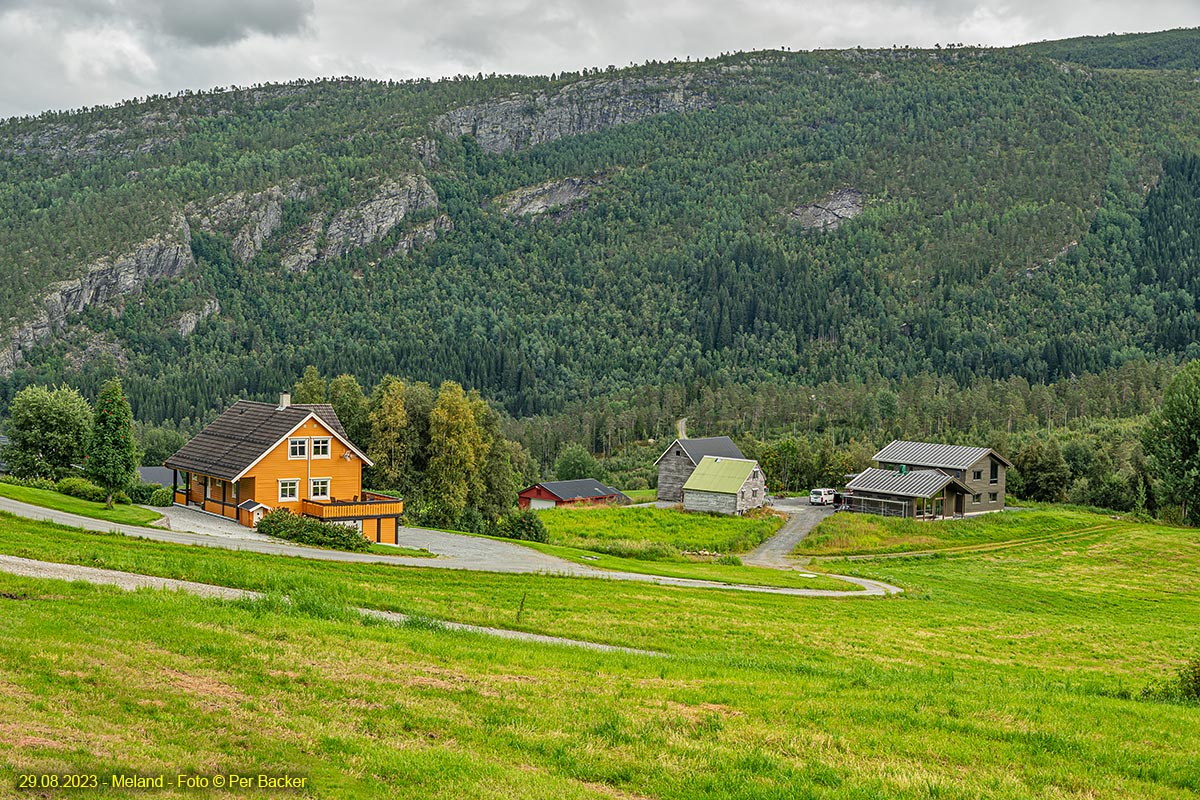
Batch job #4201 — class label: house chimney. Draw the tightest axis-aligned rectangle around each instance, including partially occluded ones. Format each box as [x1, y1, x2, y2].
[278, 393, 291, 410]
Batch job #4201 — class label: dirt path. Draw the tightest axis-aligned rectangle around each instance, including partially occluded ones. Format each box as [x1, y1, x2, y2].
[0, 496, 901, 597]
[0, 554, 657, 655]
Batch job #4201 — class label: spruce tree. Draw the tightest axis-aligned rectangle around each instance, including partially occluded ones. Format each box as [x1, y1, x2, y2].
[85, 379, 139, 508]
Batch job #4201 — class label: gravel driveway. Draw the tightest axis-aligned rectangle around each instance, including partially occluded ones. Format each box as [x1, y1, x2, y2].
[0, 496, 899, 597]
[742, 499, 835, 568]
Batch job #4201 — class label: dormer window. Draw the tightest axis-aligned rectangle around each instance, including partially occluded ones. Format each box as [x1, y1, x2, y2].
[289, 438, 307, 459]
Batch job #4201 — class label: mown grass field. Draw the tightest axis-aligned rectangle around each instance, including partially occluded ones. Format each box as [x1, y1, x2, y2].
[537, 506, 785, 557]
[2, 508, 1199, 798]
[621, 488, 658, 503]
[796, 508, 1099, 556]
[0, 482, 163, 526]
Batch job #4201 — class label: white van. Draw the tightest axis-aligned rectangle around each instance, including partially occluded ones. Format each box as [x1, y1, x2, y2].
[809, 488, 836, 505]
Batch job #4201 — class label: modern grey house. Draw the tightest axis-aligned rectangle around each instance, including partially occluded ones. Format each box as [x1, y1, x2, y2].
[846, 440, 1011, 518]
[654, 436, 746, 502]
[681, 456, 767, 516]
[845, 467, 973, 519]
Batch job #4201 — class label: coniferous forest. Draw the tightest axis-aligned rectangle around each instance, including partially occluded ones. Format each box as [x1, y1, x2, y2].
[2, 29, 1200, 502]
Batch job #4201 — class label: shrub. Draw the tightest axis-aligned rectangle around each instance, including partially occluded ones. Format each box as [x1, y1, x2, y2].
[148, 487, 174, 507]
[715, 554, 743, 566]
[0, 475, 57, 491]
[497, 510, 549, 543]
[56, 477, 108, 503]
[1141, 657, 1200, 704]
[125, 482, 162, 504]
[458, 507, 486, 535]
[625, 477, 649, 491]
[256, 509, 370, 552]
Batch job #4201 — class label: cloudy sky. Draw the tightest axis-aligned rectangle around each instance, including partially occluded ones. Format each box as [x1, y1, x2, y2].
[0, 0, 1196, 119]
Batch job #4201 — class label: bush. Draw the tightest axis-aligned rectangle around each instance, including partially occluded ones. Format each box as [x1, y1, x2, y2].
[56, 477, 108, 503]
[458, 507, 486, 535]
[0, 475, 58, 491]
[715, 554, 743, 566]
[1142, 657, 1200, 705]
[148, 487, 174, 507]
[125, 482, 163, 504]
[497, 509, 549, 543]
[256, 509, 371, 552]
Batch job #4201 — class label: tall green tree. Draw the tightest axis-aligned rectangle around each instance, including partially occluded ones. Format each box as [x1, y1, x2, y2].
[328, 373, 369, 447]
[553, 443, 605, 481]
[1013, 439, 1072, 503]
[293, 365, 327, 404]
[1142, 360, 1200, 523]
[84, 378, 139, 508]
[425, 381, 484, 526]
[2, 385, 92, 479]
[366, 377, 409, 493]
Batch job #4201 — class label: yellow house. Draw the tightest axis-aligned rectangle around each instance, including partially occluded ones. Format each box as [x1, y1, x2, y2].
[164, 394, 403, 543]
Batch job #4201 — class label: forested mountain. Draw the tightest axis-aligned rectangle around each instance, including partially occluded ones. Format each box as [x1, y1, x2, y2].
[2, 30, 1200, 445]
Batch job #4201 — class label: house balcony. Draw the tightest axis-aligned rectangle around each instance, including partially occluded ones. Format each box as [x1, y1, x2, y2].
[300, 492, 404, 521]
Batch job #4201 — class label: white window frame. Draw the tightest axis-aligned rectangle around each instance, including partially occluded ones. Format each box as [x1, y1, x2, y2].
[988, 492, 999, 503]
[278, 479, 299, 502]
[311, 437, 331, 459]
[288, 438, 307, 460]
[310, 478, 331, 500]
[207, 478, 220, 500]
[972, 493, 982, 504]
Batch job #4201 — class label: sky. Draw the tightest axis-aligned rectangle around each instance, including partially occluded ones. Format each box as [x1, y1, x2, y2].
[0, 0, 1196, 119]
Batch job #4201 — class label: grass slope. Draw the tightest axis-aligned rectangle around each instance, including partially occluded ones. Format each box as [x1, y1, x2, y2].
[1, 508, 1199, 797]
[796, 508, 1098, 556]
[538, 506, 784, 556]
[0, 482, 163, 527]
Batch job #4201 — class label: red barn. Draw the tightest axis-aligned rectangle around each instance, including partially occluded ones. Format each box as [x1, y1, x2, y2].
[517, 479, 631, 510]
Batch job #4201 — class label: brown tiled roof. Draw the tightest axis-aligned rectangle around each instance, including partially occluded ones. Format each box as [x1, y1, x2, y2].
[164, 401, 353, 481]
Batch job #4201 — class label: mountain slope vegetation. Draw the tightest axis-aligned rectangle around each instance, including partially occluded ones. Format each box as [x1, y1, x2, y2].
[2, 32, 1200, 430]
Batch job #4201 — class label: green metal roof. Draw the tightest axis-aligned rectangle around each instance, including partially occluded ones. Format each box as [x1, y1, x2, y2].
[682, 456, 758, 494]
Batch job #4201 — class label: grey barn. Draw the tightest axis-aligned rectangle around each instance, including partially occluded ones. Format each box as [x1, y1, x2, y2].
[654, 436, 746, 502]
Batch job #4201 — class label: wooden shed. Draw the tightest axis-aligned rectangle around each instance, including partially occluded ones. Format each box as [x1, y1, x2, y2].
[518, 479, 630, 510]
[681, 457, 766, 515]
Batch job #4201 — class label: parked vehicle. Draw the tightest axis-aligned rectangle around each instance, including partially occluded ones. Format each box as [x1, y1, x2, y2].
[809, 488, 836, 505]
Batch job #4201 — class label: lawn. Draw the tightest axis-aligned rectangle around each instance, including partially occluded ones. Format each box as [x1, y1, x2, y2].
[538, 505, 785, 557]
[0, 481, 164, 527]
[2, 508, 1200, 798]
[622, 488, 658, 503]
[796, 507, 1102, 556]
[520, 539, 862, 591]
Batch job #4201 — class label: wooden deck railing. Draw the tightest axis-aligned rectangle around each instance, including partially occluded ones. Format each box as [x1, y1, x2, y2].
[301, 497, 404, 520]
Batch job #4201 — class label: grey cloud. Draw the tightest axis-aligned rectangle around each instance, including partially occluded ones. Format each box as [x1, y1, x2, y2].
[148, 0, 316, 46]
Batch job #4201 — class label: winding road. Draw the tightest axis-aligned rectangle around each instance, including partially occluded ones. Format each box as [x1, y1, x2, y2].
[0, 496, 901, 598]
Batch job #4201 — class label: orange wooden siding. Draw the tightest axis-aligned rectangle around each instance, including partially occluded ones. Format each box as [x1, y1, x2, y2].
[242, 417, 364, 514]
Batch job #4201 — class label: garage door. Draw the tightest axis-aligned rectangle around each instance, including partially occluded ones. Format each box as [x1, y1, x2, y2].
[530, 498, 557, 510]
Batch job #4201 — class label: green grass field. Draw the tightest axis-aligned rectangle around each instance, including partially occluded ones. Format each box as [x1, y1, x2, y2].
[0, 481, 164, 526]
[538, 505, 785, 557]
[796, 508, 1099, 556]
[621, 488, 658, 503]
[2, 508, 1199, 798]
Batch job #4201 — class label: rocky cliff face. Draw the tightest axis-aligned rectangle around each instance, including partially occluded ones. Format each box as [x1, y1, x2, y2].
[495, 176, 601, 218]
[436, 75, 715, 154]
[189, 182, 307, 263]
[790, 188, 864, 230]
[384, 214, 454, 258]
[174, 298, 221, 337]
[281, 175, 439, 272]
[0, 213, 195, 374]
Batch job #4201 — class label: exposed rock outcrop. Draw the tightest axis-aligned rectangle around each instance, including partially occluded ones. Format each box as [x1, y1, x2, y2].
[384, 215, 454, 258]
[1, 213, 195, 374]
[188, 182, 307, 263]
[175, 298, 221, 337]
[494, 176, 601, 218]
[280, 175, 439, 272]
[790, 188, 864, 231]
[435, 75, 715, 154]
